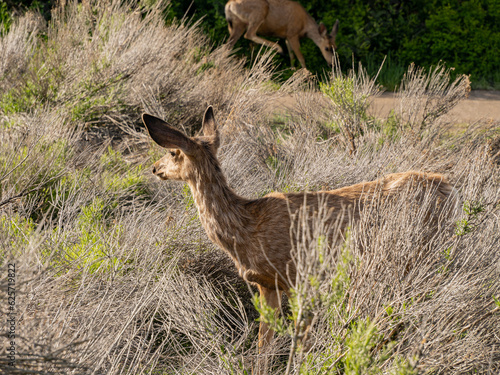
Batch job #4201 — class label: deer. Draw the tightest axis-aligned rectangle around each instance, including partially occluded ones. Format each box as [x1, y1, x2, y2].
[225, 0, 339, 69]
[142, 107, 457, 372]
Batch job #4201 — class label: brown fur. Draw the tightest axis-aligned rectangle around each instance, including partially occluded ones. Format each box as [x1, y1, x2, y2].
[225, 0, 339, 68]
[142, 107, 457, 369]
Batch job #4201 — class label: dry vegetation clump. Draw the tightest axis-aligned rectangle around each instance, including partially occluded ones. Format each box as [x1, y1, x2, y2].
[1, 0, 499, 374]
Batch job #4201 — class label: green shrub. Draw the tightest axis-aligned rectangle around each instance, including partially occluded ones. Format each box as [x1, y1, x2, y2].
[49, 197, 124, 273]
[0, 214, 35, 262]
[0, 1, 11, 34]
[100, 146, 150, 200]
[455, 200, 485, 236]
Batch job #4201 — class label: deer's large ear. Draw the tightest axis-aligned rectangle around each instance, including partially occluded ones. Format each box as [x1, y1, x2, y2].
[331, 19, 339, 36]
[202, 106, 217, 136]
[201, 106, 220, 148]
[318, 22, 327, 37]
[142, 114, 195, 155]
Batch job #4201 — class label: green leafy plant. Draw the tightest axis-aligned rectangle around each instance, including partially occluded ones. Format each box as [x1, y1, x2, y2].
[50, 197, 123, 274]
[0, 214, 35, 262]
[455, 200, 485, 236]
[100, 146, 150, 200]
[0, 1, 12, 34]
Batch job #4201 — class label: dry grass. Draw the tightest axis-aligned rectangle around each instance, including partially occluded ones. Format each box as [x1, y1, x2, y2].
[1, 1, 499, 374]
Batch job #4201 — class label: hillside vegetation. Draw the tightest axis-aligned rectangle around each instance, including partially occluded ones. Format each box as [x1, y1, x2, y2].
[1, 1, 499, 374]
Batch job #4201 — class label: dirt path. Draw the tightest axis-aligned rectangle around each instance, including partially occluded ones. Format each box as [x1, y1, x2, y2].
[273, 90, 500, 124]
[371, 90, 500, 124]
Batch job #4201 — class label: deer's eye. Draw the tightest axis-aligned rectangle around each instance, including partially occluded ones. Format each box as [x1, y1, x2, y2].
[169, 151, 176, 157]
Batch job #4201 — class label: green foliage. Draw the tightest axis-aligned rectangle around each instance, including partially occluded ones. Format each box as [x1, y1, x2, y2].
[493, 295, 500, 309]
[376, 110, 400, 143]
[462, 200, 485, 216]
[3, 0, 500, 88]
[252, 293, 288, 336]
[253, 241, 354, 341]
[5, 0, 498, 90]
[0, 11, 127, 119]
[341, 318, 382, 374]
[1, 79, 48, 114]
[442, 246, 452, 262]
[455, 218, 472, 236]
[365, 53, 406, 92]
[329, 246, 352, 303]
[0, 52, 62, 114]
[1, 0, 56, 21]
[455, 200, 485, 236]
[100, 147, 150, 199]
[319, 73, 374, 144]
[0, 1, 12, 34]
[298, 238, 417, 374]
[255, 234, 415, 374]
[69, 75, 126, 122]
[319, 76, 370, 121]
[311, 0, 499, 88]
[51, 197, 124, 273]
[181, 183, 195, 211]
[401, 0, 500, 86]
[301, 316, 412, 374]
[321, 77, 357, 106]
[30, 140, 78, 221]
[165, 0, 227, 42]
[0, 214, 35, 262]
[219, 344, 250, 375]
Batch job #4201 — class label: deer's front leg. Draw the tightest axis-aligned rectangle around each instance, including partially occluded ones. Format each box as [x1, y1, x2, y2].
[256, 285, 282, 374]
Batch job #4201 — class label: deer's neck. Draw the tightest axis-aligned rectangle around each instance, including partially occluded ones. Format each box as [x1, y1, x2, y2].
[186, 161, 253, 265]
[305, 18, 324, 48]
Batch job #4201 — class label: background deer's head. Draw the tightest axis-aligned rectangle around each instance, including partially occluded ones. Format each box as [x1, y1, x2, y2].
[318, 19, 339, 65]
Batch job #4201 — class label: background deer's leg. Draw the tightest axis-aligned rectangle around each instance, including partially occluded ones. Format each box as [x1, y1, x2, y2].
[244, 21, 284, 55]
[285, 40, 296, 67]
[256, 285, 282, 374]
[286, 35, 306, 69]
[227, 19, 246, 49]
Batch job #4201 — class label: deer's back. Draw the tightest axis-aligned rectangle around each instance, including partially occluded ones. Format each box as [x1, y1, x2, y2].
[233, 172, 455, 290]
[243, 172, 454, 287]
[226, 0, 310, 38]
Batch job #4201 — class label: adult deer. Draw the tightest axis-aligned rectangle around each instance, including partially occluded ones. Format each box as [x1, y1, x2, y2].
[143, 107, 457, 372]
[225, 0, 339, 68]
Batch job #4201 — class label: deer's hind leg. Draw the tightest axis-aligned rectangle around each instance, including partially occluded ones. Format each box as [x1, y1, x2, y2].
[244, 20, 284, 55]
[256, 285, 282, 374]
[227, 18, 246, 49]
[226, 0, 283, 55]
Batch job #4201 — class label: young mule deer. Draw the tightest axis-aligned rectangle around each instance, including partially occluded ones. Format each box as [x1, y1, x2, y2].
[225, 0, 339, 68]
[143, 107, 457, 368]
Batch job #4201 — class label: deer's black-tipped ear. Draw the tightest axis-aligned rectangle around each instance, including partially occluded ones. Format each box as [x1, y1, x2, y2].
[202, 106, 217, 136]
[142, 114, 195, 155]
[318, 22, 327, 37]
[331, 19, 339, 36]
[201, 106, 220, 151]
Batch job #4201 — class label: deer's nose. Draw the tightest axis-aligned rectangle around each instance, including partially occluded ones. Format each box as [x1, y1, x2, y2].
[152, 165, 157, 174]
